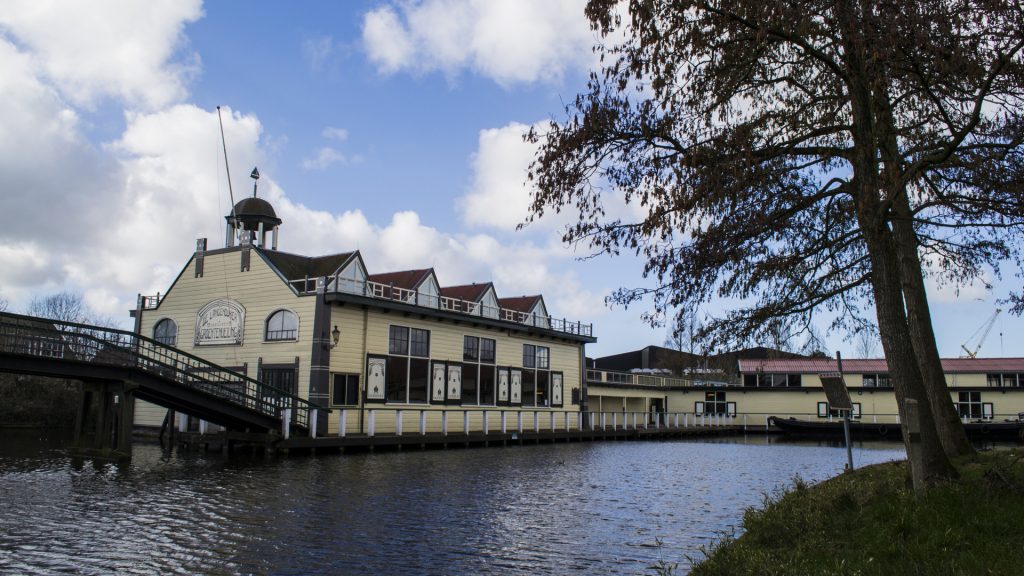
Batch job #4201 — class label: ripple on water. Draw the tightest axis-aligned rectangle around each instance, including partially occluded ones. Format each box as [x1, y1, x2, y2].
[0, 434, 908, 575]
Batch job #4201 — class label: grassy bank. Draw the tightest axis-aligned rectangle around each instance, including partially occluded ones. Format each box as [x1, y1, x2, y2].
[689, 450, 1024, 576]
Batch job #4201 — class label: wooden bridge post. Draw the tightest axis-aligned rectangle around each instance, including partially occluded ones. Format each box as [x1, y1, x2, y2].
[115, 384, 135, 455]
[73, 379, 133, 460]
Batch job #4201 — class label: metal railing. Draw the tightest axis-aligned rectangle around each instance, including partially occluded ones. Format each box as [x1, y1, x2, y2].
[325, 407, 745, 437]
[587, 369, 704, 388]
[280, 275, 594, 338]
[0, 311, 323, 431]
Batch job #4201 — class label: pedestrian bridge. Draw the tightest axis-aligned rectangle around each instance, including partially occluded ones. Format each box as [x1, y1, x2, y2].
[0, 311, 322, 456]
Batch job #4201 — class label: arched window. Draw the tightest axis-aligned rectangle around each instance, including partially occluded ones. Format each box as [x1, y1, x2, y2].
[265, 310, 298, 341]
[153, 318, 177, 346]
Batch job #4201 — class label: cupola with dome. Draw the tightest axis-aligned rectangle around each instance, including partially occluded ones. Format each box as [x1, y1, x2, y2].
[224, 166, 282, 249]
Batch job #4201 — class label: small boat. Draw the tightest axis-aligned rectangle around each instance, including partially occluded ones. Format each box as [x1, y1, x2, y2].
[767, 416, 1024, 442]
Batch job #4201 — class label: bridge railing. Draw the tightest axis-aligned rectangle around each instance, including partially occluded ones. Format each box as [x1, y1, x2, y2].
[0, 311, 323, 430]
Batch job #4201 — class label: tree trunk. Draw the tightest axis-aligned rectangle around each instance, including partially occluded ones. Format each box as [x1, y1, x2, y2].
[860, 216, 958, 484]
[891, 192, 975, 458]
[867, 63, 976, 460]
[837, 0, 956, 482]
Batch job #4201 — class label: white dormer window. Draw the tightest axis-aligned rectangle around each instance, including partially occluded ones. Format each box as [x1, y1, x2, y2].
[481, 288, 499, 318]
[418, 274, 440, 308]
[335, 258, 368, 294]
[531, 300, 551, 328]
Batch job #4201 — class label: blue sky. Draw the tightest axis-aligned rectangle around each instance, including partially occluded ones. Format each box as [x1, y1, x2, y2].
[0, 0, 1019, 359]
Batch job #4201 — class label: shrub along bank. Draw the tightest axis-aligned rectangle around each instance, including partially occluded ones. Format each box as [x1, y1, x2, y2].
[0, 374, 79, 428]
[690, 450, 1024, 576]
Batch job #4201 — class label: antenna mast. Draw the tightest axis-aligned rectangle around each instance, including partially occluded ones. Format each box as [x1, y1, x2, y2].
[217, 106, 238, 239]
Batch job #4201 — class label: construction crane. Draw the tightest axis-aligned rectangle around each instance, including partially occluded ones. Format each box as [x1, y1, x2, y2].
[960, 308, 1002, 358]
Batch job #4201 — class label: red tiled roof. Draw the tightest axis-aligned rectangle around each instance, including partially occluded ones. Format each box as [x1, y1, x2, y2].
[739, 357, 1024, 374]
[440, 283, 493, 302]
[938, 358, 1024, 373]
[367, 269, 432, 290]
[498, 295, 542, 313]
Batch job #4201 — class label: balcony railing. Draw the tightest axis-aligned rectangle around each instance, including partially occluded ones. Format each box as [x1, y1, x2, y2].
[586, 369, 702, 388]
[283, 275, 594, 338]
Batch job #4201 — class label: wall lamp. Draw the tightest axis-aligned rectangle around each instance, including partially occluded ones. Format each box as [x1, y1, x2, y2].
[330, 325, 341, 349]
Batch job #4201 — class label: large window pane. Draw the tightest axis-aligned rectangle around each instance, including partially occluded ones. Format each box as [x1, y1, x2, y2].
[480, 338, 495, 364]
[461, 363, 478, 404]
[480, 365, 496, 405]
[536, 346, 549, 369]
[957, 391, 982, 419]
[536, 371, 549, 407]
[521, 370, 536, 406]
[523, 344, 536, 368]
[410, 328, 430, 357]
[408, 358, 429, 403]
[704, 390, 728, 414]
[389, 326, 409, 355]
[332, 374, 359, 406]
[386, 356, 408, 402]
[463, 336, 479, 361]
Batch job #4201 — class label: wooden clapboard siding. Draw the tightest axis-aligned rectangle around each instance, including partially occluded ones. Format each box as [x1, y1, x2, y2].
[950, 373, 986, 386]
[134, 250, 316, 427]
[134, 399, 166, 427]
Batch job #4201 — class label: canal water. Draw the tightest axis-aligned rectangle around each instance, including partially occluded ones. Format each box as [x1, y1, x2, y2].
[0, 431, 905, 575]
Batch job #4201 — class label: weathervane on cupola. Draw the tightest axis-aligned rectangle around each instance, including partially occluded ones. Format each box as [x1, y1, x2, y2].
[250, 166, 260, 197]
[223, 165, 282, 250]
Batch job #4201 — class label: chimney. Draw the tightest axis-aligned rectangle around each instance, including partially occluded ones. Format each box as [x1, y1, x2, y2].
[240, 230, 251, 272]
[195, 238, 207, 278]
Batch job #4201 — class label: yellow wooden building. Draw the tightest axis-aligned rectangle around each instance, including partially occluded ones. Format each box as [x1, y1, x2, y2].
[585, 357, 1024, 428]
[132, 195, 595, 436]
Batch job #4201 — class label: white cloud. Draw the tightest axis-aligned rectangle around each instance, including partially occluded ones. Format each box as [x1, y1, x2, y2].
[921, 252, 993, 304]
[322, 127, 349, 141]
[0, 1, 609, 329]
[362, 7, 416, 74]
[0, 39, 118, 254]
[301, 147, 349, 170]
[361, 0, 595, 86]
[0, 0, 202, 110]
[460, 120, 647, 234]
[460, 121, 540, 230]
[926, 275, 992, 304]
[303, 35, 335, 70]
[0, 80, 605, 325]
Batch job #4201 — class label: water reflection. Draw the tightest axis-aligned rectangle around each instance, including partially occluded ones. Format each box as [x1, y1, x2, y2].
[0, 430, 907, 574]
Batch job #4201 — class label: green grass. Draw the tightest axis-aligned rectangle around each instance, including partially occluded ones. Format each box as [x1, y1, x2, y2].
[688, 450, 1024, 576]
